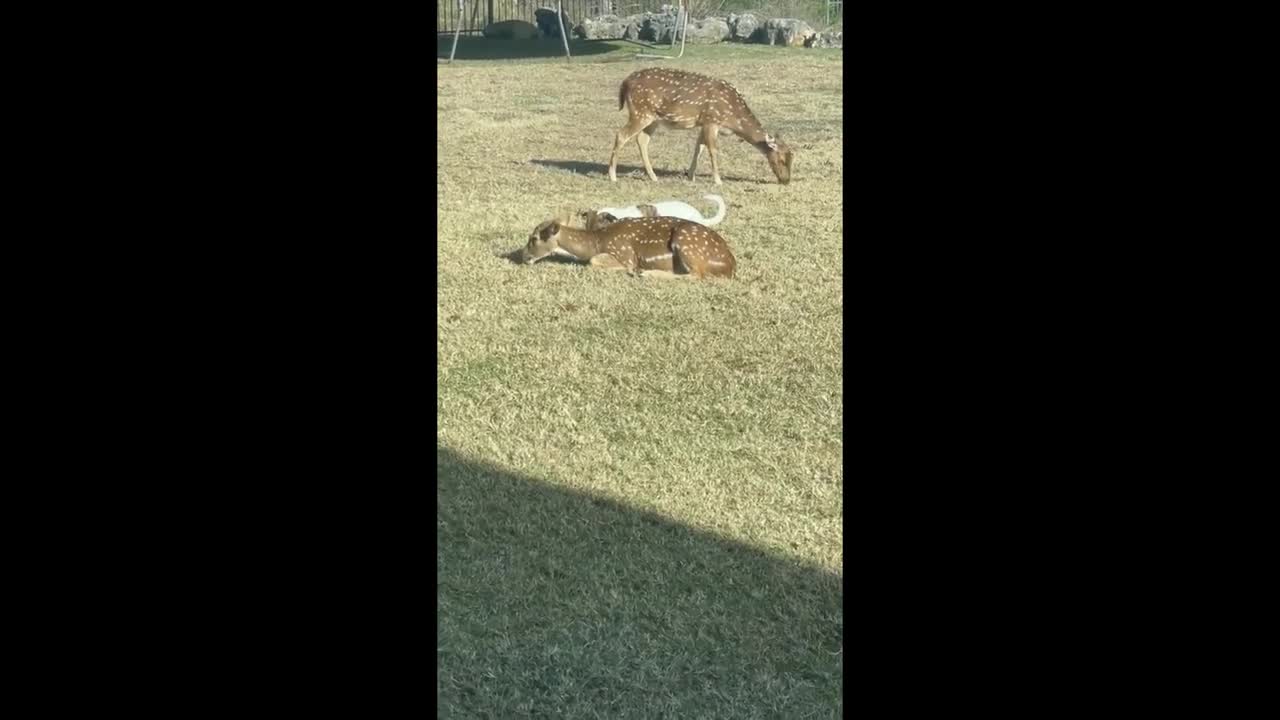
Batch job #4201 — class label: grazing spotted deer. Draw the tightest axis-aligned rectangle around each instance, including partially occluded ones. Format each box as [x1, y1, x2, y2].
[521, 216, 736, 279]
[608, 68, 795, 186]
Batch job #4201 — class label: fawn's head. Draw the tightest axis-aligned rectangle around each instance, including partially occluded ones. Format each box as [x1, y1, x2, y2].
[522, 219, 566, 264]
[759, 134, 795, 185]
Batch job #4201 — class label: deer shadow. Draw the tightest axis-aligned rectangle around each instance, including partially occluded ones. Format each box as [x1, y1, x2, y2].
[531, 159, 767, 185]
[436, 444, 843, 715]
[497, 247, 580, 266]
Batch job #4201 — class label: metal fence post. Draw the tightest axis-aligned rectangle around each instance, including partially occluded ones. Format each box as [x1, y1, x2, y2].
[557, 0, 572, 62]
[448, 0, 464, 63]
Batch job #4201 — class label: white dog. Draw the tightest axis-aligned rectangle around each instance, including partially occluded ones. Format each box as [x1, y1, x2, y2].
[582, 194, 726, 230]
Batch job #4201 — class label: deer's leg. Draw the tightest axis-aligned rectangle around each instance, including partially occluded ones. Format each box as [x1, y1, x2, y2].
[670, 225, 721, 279]
[591, 244, 638, 273]
[608, 115, 653, 183]
[687, 146, 703, 180]
[687, 134, 703, 180]
[635, 124, 660, 182]
[672, 247, 707, 279]
[589, 254, 629, 272]
[699, 124, 723, 186]
[636, 269, 693, 280]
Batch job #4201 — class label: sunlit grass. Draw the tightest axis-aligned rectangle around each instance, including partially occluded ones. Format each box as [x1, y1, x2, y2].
[438, 44, 842, 718]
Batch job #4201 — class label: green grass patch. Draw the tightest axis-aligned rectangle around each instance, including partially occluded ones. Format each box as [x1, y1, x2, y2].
[438, 44, 843, 717]
[439, 448, 842, 718]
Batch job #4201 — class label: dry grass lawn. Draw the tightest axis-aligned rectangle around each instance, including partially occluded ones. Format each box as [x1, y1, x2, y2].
[437, 40, 843, 718]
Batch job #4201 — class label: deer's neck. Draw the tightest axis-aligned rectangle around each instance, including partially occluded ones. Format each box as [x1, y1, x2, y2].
[727, 111, 769, 145]
[554, 227, 602, 261]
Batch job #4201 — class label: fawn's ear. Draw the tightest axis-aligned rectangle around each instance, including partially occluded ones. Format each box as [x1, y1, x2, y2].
[765, 133, 778, 150]
[540, 221, 560, 239]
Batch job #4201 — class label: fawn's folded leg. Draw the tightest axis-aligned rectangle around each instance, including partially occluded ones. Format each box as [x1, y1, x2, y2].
[588, 253, 629, 272]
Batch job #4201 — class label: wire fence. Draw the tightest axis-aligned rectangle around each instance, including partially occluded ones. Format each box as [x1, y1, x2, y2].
[825, 0, 842, 27]
[436, 0, 842, 34]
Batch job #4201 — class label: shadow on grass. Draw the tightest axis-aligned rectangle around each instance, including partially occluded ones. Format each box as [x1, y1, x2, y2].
[496, 247, 581, 265]
[531, 159, 765, 184]
[437, 445, 843, 717]
[437, 34, 628, 61]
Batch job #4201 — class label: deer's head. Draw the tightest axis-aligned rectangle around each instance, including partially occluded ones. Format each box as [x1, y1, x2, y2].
[522, 219, 564, 264]
[760, 134, 795, 185]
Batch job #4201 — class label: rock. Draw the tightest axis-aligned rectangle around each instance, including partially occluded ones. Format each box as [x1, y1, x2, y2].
[534, 7, 573, 38]
[682, 17, 730, 44]
[620, 14, 646, 40]
[482, 19, 539, 40]
[575, 14, 626, 40]
[759, 18, 816, 47]
[566, 9, 760, 46]
[805, 31, 842, 49]
[642, 8, 681, 43]
[727, 12, 760, 42]
[646, 8, 730, 44]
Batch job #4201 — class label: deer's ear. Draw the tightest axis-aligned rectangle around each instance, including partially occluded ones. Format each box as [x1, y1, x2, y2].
[764, 133, 777, 150]
[541, 221, 560, 239]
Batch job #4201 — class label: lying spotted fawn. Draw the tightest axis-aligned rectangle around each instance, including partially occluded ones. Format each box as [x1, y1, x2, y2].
[521, 216, 736, 279]
[608, 67, 795, 186]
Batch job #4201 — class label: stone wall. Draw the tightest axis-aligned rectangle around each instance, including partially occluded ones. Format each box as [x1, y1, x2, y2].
[571, 7, 842, 49]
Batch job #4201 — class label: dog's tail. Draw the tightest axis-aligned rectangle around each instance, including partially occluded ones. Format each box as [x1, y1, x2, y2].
[702, 194, 726, 226]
